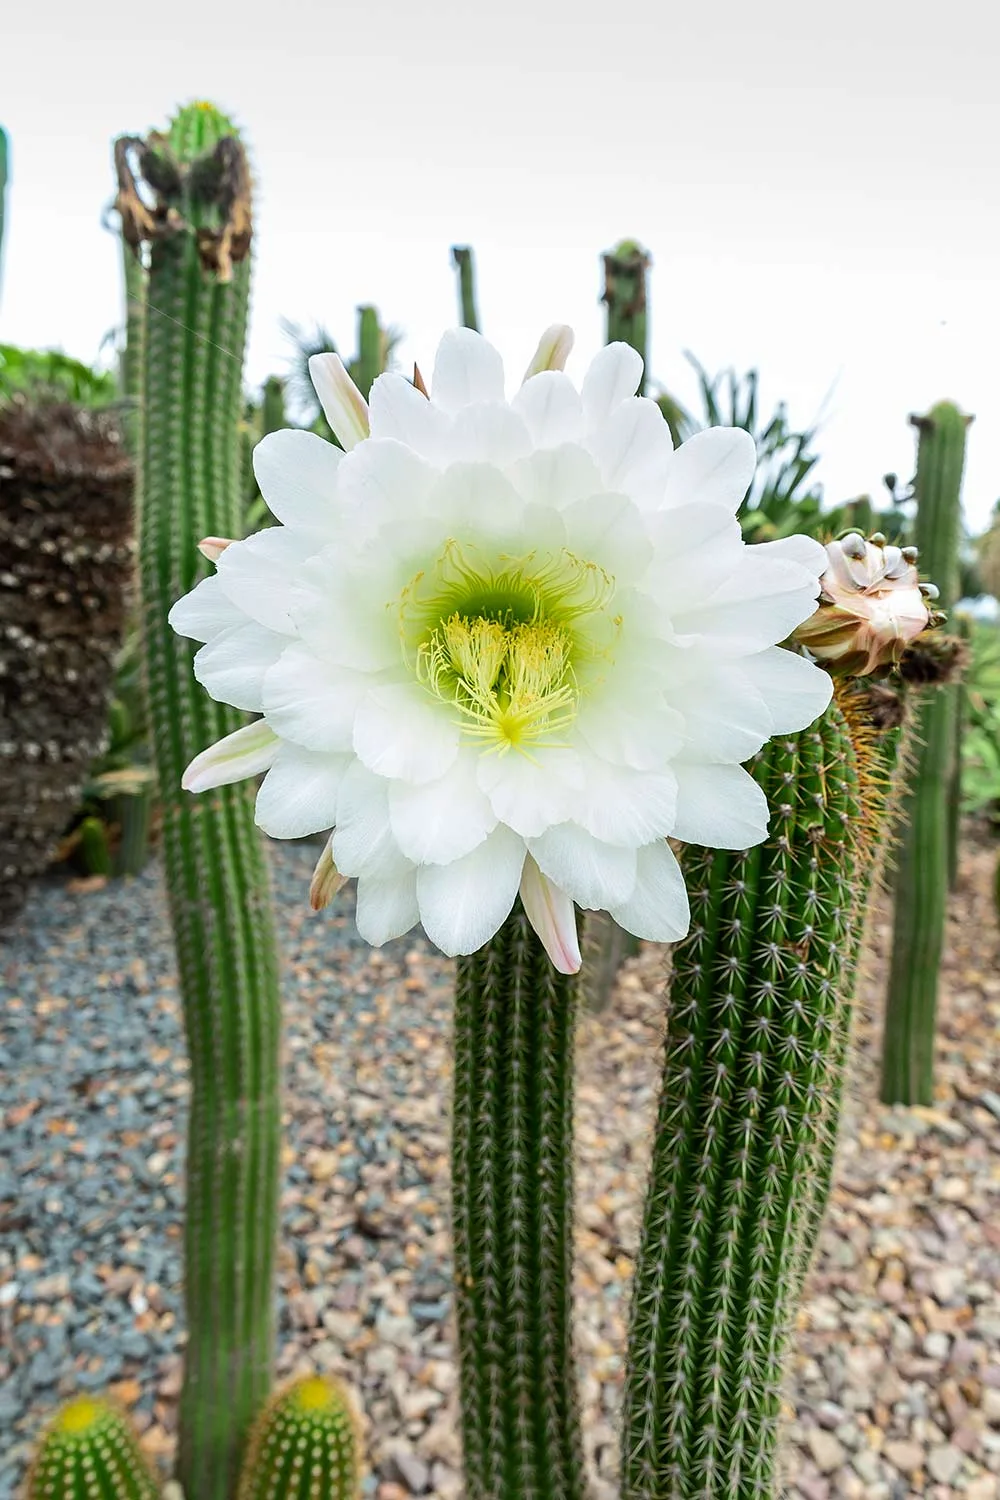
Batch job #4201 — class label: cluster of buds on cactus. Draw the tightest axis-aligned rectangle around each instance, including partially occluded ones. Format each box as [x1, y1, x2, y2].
[795, 530, 943, 676]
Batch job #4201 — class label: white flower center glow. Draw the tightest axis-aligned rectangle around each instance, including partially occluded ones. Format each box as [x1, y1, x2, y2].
[398, 539, 620, 754]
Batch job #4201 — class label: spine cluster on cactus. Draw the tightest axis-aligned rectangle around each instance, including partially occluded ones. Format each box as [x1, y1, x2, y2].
[881, 402, 971, 1104]
[452, 904, 585, 1500]
[621, 698, 865, 1498]
[238, 1377, 361, 1500]
[115, 102, 283, 1500]
[27, 1398, 159, 1500]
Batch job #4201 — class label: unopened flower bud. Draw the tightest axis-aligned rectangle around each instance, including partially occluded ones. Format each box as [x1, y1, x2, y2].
[795, 534, 933, 676]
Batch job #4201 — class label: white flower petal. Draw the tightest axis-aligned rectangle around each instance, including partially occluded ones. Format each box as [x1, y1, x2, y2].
[476, 748, 584, 839]
[389, 751, 497, 864]
[576, 755, 678, 846]
[577, 691, 684, 771]
[527, 823, 637, 910]
[182, 720, 280, 793]
[353, 684, 460, 786]
[670, 762, 769, 849]
[642, 503, 744, 609]
[254, 745, 351, 838]
[512, 372, 584, 448]
[429, 463, 526, 545]
[252, 429, 343, 531]
[355, 868, 420, 946]
[608, 840, 689, 942]
[291, 553, 399, 672]
[261, 643, 370, 752]
[739, 646, 833, 734]
[519, 856, 581, 975]
[215, 528, 321, 636]
[510, 444, 605, 512]
[562, 491, 653, 583]
[367, 372, 451, 462]
[431, 328, 506, 412]
[416, 824, 526, 956]
[333, 761, 410, 879]
[522, 325, 574, 380]
[580, 342, 644, 426]
[672, 554, 823, 655]
[169, 574, 245, 643]
[660, 426, 757, 513]
[336, 437, 437, 527]
[669, 659, 773, 762]
[448, 402, 532, 467]
[198, 536, 235, 563]
[752, 534, 828, 573]
[309, 353, 369, 450]
[193, 624, 287, 712]
[587, 397, 674, 505]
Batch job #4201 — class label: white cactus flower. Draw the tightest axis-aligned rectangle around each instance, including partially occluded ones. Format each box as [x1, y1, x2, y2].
[170, 327, 832, 972]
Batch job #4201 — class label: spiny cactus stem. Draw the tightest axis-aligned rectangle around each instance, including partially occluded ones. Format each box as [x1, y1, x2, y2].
[622, 706, 862, 1499]
[602, 240, 651, 393]
[126, 103, 282, 1500]
[452, 903, 584, 1500]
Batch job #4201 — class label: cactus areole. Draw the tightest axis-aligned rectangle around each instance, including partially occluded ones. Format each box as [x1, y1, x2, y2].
[170, 327, 835, 970]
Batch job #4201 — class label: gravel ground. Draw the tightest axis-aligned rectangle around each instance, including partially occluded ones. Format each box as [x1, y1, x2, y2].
[1, 833, 999, 1499]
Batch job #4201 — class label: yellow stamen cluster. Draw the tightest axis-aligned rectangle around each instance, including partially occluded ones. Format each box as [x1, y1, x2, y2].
[420, 613, 578, 751]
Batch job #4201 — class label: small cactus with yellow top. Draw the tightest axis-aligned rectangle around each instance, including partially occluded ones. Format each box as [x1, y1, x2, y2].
[27, 1398, 159, 1500]
[237, 1376, 362, 1500]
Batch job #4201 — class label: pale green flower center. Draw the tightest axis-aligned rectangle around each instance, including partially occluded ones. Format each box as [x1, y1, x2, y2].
[397, 540, 619, 753]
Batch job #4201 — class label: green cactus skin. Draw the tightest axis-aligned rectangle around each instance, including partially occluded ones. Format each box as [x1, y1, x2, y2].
[621, 699, 863, 1499]
[352, 306, 382, 399]
[27, 1398, 159, 1500]
[237, 1377, 361, 1500]
[881, 403, 971, 1105]
[451, 245, 480, 331]
[601, 240, 651, 394]
[117, 103, 282, 1500]
[452, 904, 585, 1500]
[261, 375, 286, 437]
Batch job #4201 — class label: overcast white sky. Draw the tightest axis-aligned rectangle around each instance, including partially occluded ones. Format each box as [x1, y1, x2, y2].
[2, 0, 997, 526]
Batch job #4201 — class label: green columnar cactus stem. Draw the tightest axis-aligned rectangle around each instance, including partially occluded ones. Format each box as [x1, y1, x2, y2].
[353, 306, 382, 399]
[601, 240, 651, 394]
[237, 1377, 361, 1500]
[947, 614, 971, 891]
[621, 700, 863, 1499]
[116, 103, 282, 1500]
[881, 403, 971, 1105]
[451, 245, 480, 331]
[27, 1398, 159, 1500]
[261, 375, 286, 436]
[452, 904, 584, 1500]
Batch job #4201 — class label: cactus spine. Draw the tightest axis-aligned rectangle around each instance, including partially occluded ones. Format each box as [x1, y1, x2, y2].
[115, 104, 282, 1499]
[451, 245, 480, 331]
[238, 1377, 361, 1500]
[27, 1398, 159, 1500]
[452, 904, 584, 1499]
[601, 240, 651, 394]
[621, 696, 866, 1498]
[881, 402, 971, 1104]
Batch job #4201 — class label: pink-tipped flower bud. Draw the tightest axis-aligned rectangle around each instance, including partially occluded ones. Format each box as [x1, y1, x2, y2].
[795, 533, 932, 676]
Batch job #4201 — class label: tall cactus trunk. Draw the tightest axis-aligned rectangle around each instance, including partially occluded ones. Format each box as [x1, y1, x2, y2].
[881, 403, 971, 1104]
[622, 696, 872, 1499]
[115, 103, 283, 1500]
[452, 904, 585, 1500]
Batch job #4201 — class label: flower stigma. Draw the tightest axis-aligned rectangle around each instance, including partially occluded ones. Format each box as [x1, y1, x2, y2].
[400, 540, 619, 754]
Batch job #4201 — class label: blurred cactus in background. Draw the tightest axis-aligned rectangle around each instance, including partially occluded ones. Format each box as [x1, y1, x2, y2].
[114, 102, 282, 1499]
[238, 1377, 362, 1500]
[27, 1398, 159, 1500]
[602, 239, 652, 394]
[452, 244, 480, 331]
[881, 402, 972, 1104]
[0, 397, 133, 924]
